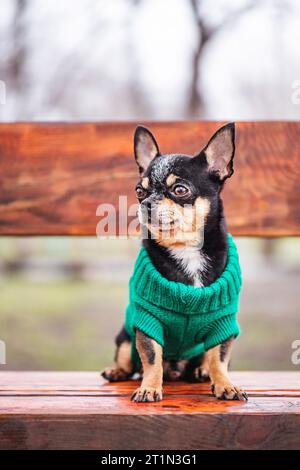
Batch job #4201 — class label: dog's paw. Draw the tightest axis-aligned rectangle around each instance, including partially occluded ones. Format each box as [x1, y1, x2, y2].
[101, 367, 129, 382]
[131, 386, 163, 403]
[211, 382, 248, 401]
[187, 366, 210, 383]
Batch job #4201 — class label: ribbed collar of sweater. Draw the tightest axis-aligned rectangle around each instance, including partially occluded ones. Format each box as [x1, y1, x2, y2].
[130, 234, 242, 315]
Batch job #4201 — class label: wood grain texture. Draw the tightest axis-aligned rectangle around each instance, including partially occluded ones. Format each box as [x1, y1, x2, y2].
[0, 372, 300, 450]
[0, 121, 300, 236]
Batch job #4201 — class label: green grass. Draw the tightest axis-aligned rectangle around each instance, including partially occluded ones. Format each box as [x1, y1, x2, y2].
[0, 277, 127, 370]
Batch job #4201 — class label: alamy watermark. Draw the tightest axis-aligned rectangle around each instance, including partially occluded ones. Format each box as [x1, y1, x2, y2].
[0, 80, 6, 105]
[291, 340, 300, 365]
[0, 340, 6, 365]
[95, 195, 207, 247]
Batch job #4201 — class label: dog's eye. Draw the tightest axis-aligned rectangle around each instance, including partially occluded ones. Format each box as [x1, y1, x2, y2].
[172, 185, 189, 197]
[135, 186, 146, 199]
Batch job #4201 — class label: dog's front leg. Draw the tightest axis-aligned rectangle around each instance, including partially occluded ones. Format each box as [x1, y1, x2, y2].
[206, 337, 248, 401]
[131, 329, 163, 402]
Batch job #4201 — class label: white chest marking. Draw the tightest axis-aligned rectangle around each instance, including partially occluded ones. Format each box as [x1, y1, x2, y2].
[168, 245, 210, 287]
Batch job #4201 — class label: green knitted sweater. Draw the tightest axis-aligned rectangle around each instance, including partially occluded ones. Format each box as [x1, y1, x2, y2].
[125, 234, 242, 368]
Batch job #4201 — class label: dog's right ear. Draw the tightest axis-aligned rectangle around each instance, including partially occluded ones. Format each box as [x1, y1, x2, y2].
[134, 126, 160, 175]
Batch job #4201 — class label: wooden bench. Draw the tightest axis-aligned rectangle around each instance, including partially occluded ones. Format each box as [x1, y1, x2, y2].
[0, 121, 300, 450]
[0, 371, 300, 450]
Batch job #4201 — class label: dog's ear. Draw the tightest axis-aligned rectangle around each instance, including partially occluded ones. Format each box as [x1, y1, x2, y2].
[134, 126, 160, 175]
[194, 123, 235, 181]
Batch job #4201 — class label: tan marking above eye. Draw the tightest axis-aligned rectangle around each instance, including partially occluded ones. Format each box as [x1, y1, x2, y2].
[141, 177, 149, 189]
[166, 174, 178, 187]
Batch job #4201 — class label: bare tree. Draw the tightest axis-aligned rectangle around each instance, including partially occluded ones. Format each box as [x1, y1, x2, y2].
[188, 0, 258, 118]
[5, 0, 28, 96]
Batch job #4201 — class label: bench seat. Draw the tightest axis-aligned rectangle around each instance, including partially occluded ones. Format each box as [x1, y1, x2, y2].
[0, 371, 299, 450]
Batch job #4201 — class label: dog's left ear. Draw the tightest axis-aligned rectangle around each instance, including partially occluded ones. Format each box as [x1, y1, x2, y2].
[134, 126, 160, 175]
[195, 123, 235, 181]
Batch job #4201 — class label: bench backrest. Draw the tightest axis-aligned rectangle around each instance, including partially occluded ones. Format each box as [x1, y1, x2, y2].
[0, 121, 299, 236]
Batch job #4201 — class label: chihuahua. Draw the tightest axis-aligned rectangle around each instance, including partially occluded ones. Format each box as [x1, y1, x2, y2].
[102, 123, 247, 403]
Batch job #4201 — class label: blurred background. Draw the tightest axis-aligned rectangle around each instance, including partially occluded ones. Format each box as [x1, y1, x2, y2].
[0, 0, 300, 371]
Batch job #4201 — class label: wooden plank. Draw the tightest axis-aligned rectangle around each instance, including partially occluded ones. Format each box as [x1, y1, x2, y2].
[0, 371, 300, 396]
[1, 398, 300, 450]
[0, 372, 300, 449]
[0, 121, 300, 236]
[1, 394, 300, 415]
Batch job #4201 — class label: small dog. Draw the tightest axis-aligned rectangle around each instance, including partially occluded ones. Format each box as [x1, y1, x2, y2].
[102, 123, 247, 403]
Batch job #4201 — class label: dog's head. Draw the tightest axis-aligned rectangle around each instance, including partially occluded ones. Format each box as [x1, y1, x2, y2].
[134, 123, 235, 246]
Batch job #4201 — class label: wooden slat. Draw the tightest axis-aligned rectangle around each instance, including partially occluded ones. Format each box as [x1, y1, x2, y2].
[1, 371, 300, 394]
[1, 395, 300, 415]
[0, 372, 300, 449]
[0, 121, 300, 236]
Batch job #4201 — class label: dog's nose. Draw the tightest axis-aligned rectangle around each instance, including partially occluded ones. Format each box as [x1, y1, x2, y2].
[141, 199, 158, 223]
[141, 198, 152, 210]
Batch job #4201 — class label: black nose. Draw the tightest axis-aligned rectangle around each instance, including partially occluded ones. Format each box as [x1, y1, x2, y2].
[141, 197, 158, 215]
[141, 198, 152, 210]
[140, 198, 158, 223]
